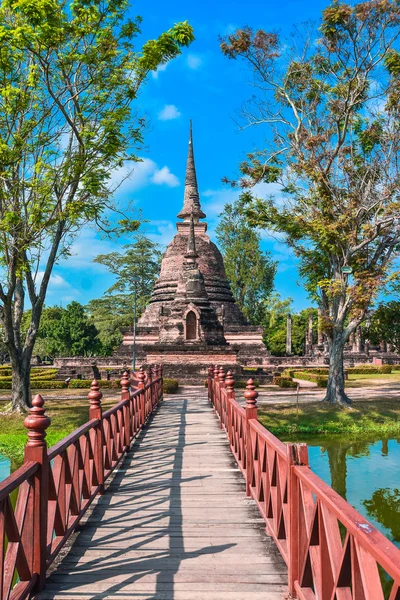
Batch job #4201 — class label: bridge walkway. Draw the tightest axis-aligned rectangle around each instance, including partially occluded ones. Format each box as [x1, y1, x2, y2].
[36, 388, 287, 600]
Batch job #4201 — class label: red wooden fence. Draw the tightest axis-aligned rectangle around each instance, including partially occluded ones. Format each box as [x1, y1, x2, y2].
[208, 365, 400, 600]
[0, 365, 163, 600]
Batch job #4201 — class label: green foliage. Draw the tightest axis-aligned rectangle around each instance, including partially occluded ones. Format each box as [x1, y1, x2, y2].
[163, 379, 179, 394]
[216, 194, 276, 325]
[68, 379, 120, 389]
[0, 0, 193, 409]
[221, 2, 400, 403]
[368, 301, 400, 353]
[89, 234, 162, 355]
[263, 296, 318, 356]
[273, 376, 298, 388]
[292, 371, 328, 387]
[26, 302, 101, 357]
[348, 366, 392, 375]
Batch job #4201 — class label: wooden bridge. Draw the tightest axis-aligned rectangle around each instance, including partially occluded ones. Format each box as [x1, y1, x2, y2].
[1, 366, 400, 600]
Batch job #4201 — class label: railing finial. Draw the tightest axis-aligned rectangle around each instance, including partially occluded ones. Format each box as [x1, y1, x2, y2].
[218, 366, 225, 383]
[89, 379, 103, 410]
[225, 370, 234, 392]
[138, 366, 146, 386]
[24, 394, 51, 447]
[213, 365, 219, 379]
[121, 371, 130, 394]
[244, 378, 258, 409]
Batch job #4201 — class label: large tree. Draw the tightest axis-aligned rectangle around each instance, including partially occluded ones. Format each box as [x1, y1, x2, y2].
[0, 0, 193, 410]
[221, 1, 400, 406]
[88, 235, 162, 354]
[216, 194, 277, 325]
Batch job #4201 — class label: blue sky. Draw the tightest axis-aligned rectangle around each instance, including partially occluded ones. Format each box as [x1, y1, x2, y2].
[48, 0, 332, 311]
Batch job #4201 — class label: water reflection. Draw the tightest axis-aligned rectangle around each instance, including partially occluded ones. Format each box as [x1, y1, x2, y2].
[0, 454, 10, 482]
[299, 438, 400, 548]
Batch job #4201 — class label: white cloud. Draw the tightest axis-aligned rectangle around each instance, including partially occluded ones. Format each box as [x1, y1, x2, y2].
[187, 54, 203, 70]
[158, 104, 181, 121]
[151, 166, 180, 187]
[35, 272, 71, 289]
[202, 188, 240, 217]
[147, 220, 176, 247]
[152, 62, 168, 80]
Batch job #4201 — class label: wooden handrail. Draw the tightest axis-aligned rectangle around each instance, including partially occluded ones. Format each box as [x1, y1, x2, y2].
[208, 364, 400, 600]
[0, 365, 164, 599]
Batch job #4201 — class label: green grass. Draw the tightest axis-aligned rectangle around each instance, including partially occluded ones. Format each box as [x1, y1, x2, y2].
[0, 393, 119, 466]
[259, 399, 400, 438]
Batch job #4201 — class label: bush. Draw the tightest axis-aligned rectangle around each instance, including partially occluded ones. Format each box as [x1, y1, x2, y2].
[279, 378, 298, 389]
[233, 380, 260, 389]
[379, 365, 392, 374]
[0, 381, 12, 389]
[272, 376, 282, 385]
[69, 379, 121, 389]
[292, 371, 328, 388]
[348, 366, 380, 374]
[31, 380, 67, 389]
[163, 379, 179, 394]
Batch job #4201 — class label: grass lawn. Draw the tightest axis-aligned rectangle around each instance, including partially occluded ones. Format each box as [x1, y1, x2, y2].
[259, 399, 400, 438]
[0, 392, 120, 466]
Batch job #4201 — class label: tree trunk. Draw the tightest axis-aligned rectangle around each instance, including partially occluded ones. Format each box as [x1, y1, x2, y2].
[10, 355, 32, 412]
[324, 330, 351, 406]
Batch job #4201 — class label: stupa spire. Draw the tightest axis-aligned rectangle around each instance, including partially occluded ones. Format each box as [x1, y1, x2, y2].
[184, 212, 199, 264]
[177, 121, 206, 221]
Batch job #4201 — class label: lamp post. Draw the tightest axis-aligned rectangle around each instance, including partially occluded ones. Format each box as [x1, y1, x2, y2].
[132, 276, 140, 372]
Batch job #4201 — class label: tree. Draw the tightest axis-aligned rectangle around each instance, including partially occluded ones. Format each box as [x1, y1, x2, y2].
[263, 296, 318, 355]
[0, 0, 194, 411]
[221, 2, 400, 405]
[88, 235, 162, 354]
[23, 303, 100, 356]
[368, 301, 400, 352]
[216, 194, 277, 324]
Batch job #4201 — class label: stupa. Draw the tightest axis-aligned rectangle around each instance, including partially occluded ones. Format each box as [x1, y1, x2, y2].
[117, 122, 269, 379]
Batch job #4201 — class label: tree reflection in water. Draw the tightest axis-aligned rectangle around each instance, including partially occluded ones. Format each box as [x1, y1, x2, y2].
[363, 488, 400, 542]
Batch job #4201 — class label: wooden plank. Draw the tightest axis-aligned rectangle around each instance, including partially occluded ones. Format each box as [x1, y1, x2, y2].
[35, 391, 287, 600]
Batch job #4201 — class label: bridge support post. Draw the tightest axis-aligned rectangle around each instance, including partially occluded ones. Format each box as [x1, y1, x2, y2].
[89, 380, 105, 494]
[225, 371, 234, 451]
[138, 367, 146, 428]
[24, 395, 50, 591]
[213, 366, 219, 415]
[244, 379, 258, 497]
[121, 372, 131, 449]
[287, 443, 309, 598]
[218, 367, 225, 429]
[207, 366, 214, 404]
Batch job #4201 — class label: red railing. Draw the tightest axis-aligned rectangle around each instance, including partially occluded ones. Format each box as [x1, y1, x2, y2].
[208, 365, 400, 600]
[0, 365, 163, 599]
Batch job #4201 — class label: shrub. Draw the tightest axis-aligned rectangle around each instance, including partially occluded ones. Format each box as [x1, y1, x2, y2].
[31, 380, 67, 389]
[233, 380, 260, 389]
[0, 381, 12, 389]
[292, 371, 328, 387]
[348, 366, 381, 374]
[379, 365, 392, 374]
[69, 379, 120, 389]
[163, 379, 179, 394]
[279, 378, 298, 389]
[272, 376, 282, 385]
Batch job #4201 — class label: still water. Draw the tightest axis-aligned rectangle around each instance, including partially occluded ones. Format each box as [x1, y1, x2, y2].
[0, 454, 10, 482]
[303, 437, 400, 548]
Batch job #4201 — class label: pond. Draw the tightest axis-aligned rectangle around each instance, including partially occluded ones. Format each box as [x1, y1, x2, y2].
[0, 454, 10, 482]
[302, 437, 400, 549]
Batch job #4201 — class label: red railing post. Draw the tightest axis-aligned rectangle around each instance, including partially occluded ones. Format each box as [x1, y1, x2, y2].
[24, 394, 51, 591]
[147, 366, 153, 417]
[218, 366, 225, 429]
[88, 380, 104, 494]
[225, 370, 234, 448]
[213, 365, 219, 415]
[244, 379, 258, 497]
[120, 372, 131, 449]
[208, 366, 214, 404]
[288, 443, 309, 599]
[138, 367, 146, 427]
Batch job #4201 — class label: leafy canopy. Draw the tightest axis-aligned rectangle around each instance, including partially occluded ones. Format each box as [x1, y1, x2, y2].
[221, 1, 400, 341]
[216, 193, 276, 325]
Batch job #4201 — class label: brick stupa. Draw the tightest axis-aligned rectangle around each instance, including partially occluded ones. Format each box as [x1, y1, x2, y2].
[117, 123, 269, 380]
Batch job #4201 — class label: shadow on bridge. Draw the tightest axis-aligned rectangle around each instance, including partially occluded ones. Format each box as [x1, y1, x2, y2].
[40, 391, 240, 599]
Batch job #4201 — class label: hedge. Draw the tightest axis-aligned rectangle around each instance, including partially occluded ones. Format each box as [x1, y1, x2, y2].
[163, 379, 179, 394]
[292, 371, 328, 387]
[68, 379, 121, 389]
[273, 376, 298, 389]
[204, 379, 260, 389]
[348, 366, 392, 374]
